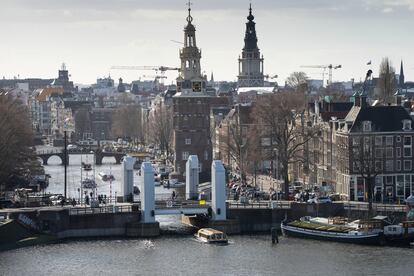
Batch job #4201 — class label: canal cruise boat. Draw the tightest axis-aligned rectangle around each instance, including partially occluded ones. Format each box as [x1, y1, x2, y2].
[195, 228, 228, 244]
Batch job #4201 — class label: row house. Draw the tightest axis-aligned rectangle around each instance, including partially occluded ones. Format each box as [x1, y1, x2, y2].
[335, 94, 414, 202]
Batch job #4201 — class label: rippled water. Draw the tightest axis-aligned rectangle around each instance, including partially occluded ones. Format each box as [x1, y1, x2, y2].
[1, 234, 414, 276]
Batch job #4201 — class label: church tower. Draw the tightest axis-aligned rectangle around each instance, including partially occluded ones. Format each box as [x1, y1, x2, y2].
[176, 3, 207, 95]
[237, 4, 264, 87]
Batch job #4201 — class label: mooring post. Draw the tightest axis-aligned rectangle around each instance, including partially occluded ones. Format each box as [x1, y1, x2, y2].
[271, 227, 278, 244]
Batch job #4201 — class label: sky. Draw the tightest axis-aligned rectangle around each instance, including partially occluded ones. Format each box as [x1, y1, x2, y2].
[0, 0, 413, 85]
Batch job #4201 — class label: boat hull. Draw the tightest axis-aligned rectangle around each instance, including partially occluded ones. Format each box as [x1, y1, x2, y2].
[281, 223, 384, 246]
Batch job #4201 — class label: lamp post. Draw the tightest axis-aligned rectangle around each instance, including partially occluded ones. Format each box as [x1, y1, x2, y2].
[64, 130, 67, 199]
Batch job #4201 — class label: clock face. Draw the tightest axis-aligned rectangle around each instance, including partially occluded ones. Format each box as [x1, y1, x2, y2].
[192, 82, 201, 92]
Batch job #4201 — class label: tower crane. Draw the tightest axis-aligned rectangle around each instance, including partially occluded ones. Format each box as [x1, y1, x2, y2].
[300, 64, 342, 86]
[111, 65, 180, 86]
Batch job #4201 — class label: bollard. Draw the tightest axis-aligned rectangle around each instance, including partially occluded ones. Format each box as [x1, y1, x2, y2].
[271, 227, 279, 244]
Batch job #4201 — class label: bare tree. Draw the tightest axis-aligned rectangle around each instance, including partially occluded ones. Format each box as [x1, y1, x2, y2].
[111, 105, 143, 142]
[219, 107, 250, 182]
[376, 57, 397, 104]
[0, 94, 40, 191]
[286, 72, 308, 93]
[147, 103, 173, 160]
[348, 135, 380, 214]
[252, 92, 319, 199]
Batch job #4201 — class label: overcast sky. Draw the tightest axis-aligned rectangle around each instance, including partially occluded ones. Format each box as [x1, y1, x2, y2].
[1, 0, 413, 85]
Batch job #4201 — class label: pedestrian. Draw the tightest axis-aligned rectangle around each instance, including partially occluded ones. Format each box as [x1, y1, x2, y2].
[172, 190, 176, 200]
[71, 198, 76, 207]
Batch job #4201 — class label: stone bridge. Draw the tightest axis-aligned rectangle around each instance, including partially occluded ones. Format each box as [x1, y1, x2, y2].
[36, 149, 127, 165]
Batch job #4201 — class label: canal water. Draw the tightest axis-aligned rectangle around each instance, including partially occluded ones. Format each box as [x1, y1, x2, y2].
[42, 152, 173, 200]
[2, 150, 412, 275]
[1, 234, 413, 275]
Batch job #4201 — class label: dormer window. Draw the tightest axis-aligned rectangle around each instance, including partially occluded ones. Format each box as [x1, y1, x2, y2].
[403, 120, 412, 131]
[362, 121, 371, 132]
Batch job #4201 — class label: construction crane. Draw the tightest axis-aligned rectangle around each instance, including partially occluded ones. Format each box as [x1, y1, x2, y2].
[111, 65, 180, 87]
[300, 64, 342, 86]
[111, 66, 180, 78]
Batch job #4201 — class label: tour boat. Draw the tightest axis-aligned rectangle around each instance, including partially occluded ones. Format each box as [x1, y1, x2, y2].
[82, 178, 97, 189]
[281, 217, 384, 245]
[195, 228, 228, 244]
[98, 172, 115, 181]
[82, 162, 92, 171]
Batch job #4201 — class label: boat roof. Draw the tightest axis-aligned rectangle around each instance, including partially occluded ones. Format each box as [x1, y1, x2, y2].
[198, 228, 224, 235]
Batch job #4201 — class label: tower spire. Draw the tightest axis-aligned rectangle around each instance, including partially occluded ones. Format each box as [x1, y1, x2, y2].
[399, 59, 405, 88]
[238, 3, 264, 87]
[186, 1, 193, 23]
[248, 2, 254, 21]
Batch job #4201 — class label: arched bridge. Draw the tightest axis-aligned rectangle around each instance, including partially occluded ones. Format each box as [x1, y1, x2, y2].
[36, 148, 127, 165]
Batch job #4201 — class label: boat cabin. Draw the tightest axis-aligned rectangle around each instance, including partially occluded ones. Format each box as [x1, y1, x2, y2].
[196, 228, 228, 244]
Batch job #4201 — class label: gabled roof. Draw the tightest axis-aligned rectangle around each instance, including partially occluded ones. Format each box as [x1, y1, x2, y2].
[347, 105, 412, 132]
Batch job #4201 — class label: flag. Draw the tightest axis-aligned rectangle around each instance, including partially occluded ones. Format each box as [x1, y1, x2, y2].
[367, 60, 372, 65]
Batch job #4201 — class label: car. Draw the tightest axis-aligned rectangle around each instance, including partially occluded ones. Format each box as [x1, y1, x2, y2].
[318, 196, 332, 203]
[67, 144, 78, 150]
[307, 196, 332, 204]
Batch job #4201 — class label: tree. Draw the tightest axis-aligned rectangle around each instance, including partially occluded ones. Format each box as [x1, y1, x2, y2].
[219, 106, 250, 182]
[338, 134, 380, 214]
[111, 105, 143, 142]
[286, 72, 308, 93]
[376, 57, 397, 104]
[147, 103, 173, 160]
[252, 92, 319, 199]
[0, 95, 41, 191]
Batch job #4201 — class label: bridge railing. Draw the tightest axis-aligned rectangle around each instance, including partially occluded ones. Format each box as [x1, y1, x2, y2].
[342, 201, 407, 213]
[227, 200, 291, 209]
[69, 204, 139, 215]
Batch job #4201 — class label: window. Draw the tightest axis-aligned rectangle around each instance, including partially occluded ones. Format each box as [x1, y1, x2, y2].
[185, 138, 191, 145]
[396, 160, 401, 171]
[375, 148, 383, 158]
[386, 136, 393, 146]
[386, 147, 393, 158]
[182, 151, 189, 161]
[353, 161, 360, 172]
[403, 120, 412, 131]
[385, 160, 394, 172]
[397, 136, 401, 143]
[404, 160, 412, 171]
[386, 176, 393, 184]
[375, 136, 382, 146]
[375, 161, 383, 171]
[352, 137, 360, 146]
[363, 121, 371, 132]
[404, 136, 412, 146]
[404, 147, 412, 158]
[261, 137, 271, 146]
[396, 147, 401, 158]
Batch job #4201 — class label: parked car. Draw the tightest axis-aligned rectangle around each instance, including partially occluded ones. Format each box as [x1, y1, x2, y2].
[307, 196, 332, 204]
